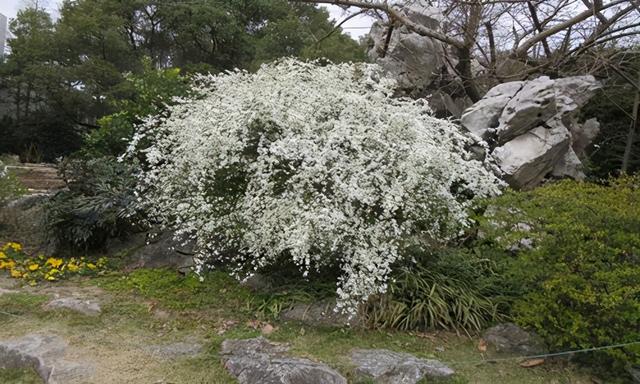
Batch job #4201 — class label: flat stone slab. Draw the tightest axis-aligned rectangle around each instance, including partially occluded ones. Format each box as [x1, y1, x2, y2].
[221, 337, 346, 384]
[0, 333, 94, 384]
[0, 288, 18, 296]
[146, 342, 203, 359]
[279, 300, 354, 327]
[44, 297, 101, 316]
[351, 349, 454, 384]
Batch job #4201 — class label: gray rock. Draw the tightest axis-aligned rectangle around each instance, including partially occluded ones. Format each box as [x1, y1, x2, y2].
[240, 273, 272, 292]
[551, 147, 585, 180]
[497, 76, 557, 144]
[108, 230, 195, 273]
[350, 349, 454, 384]
[6, 193, 52, 210]
[553, 75, 601, 111]
[572, 117, 600, 159]
[146, 342, 203, 359]
[459, 75, 601, 189]
[367, 4, 445, 93]
[461, 81, 524, 138]
[279, 300, 354, 327]
[483, 323, 547, 355]
[0, 333, 94, 384]
[221, 337, 346, 384]
[0, 195, 54, 255]
[492, 123, 571, 190]
[44, 297, 101, 316]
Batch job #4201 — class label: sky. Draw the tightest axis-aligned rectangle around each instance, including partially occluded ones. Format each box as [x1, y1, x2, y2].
[0, 0, 374, 39]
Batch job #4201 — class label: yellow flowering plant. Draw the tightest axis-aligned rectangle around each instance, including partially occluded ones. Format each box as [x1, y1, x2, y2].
[0, 242, 108, 284]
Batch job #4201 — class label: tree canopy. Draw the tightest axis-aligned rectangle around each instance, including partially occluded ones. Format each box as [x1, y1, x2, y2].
[0, 0, 366, 161]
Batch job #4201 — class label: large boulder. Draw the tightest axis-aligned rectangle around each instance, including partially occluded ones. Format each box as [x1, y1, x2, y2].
[492, 123, 571, 190]
[460, 75, 601, 189]
[220, 337, 346, 384]
[460, 81, 524, 138]
[350, 349, 454, 384]
[496, 77, 558, 144]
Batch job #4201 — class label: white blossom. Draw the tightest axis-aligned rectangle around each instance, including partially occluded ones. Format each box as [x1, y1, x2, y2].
[128, 58, 504, 312]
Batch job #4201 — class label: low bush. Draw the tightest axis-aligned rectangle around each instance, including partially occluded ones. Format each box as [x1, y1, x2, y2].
[44, 157, 143, 250]
[480, 176, 640, 377]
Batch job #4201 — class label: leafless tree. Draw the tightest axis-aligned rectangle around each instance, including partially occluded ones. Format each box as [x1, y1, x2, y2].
[293, 0, 640, 100]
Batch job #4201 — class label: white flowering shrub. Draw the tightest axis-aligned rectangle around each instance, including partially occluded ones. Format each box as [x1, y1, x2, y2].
[128, 59, 503, 311]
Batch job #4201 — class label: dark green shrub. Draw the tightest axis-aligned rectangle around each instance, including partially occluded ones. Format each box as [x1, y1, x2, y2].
[480, 176, 640, 377]
[44, 157, 143, 250]
[362, 248, 505, 332]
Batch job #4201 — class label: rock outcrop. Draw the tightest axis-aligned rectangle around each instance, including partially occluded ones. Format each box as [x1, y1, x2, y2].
[460, 75, 601, 189]
[367, 3, 445, 94]
[220, 337, 346, 384]
[350, 349, 454, 384]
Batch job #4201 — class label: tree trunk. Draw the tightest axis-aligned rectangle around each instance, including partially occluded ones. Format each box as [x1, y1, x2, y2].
[455, 47, 481, 103]
[621, 70, 640, 173]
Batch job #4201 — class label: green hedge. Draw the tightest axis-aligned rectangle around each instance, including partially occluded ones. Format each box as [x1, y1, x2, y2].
[479, 176, 640, 377]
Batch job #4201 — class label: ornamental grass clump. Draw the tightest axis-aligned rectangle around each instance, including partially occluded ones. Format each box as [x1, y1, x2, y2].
[128, 59, 503, 311]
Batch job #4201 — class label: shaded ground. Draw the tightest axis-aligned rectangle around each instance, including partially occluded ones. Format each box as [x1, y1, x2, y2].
[0, 269, 594, 384]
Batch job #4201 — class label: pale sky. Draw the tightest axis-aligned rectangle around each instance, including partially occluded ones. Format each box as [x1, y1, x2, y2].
[0, 0, 373, 39]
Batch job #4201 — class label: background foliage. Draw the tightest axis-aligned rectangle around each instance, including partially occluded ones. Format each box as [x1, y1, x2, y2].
[0, 1, 365, 161]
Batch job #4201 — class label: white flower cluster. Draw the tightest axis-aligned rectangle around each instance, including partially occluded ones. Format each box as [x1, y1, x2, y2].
[129, 59, 503, 311]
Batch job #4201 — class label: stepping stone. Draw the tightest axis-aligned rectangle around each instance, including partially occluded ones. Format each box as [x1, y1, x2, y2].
[221, 337, 346, 384]
[351, 349, 454, 384]
[0, 333, 94, 384]
[146, 342, 203, 359]
[44, 297, 101, 316]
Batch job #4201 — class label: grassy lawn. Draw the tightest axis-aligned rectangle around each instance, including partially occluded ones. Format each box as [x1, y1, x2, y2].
[0, 269, 593, 383]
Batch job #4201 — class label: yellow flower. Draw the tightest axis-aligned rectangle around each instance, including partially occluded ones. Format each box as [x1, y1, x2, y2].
[45, 257, 63, 268]
[10, 269, 22, 278]
[0, 260, 16, 270]
[67, 263, 80, 272]
[87, 263, 97, 270]
[0, 251, 6, 259]
[3, 242, 22, 252]
[27, 263, 39, 271]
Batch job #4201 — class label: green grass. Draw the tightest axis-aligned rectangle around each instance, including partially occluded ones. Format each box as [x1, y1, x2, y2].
[0, 368, 41, 384]
[0, 292, 49, 317]
[0, 269, 593, 383]
[93, 269, 591, 384]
